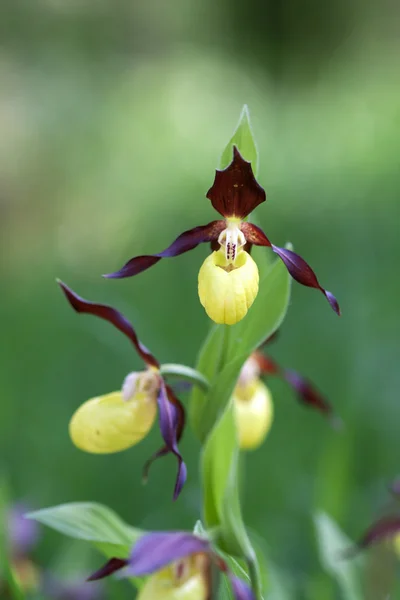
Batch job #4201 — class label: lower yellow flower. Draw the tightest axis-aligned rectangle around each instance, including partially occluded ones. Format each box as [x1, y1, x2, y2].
[69, 388, 157, 454]
[198, 248, 259, 325]
[138, 556, 209, 600]
[58, 281, 188, 499]
[233, 379, 273, 450]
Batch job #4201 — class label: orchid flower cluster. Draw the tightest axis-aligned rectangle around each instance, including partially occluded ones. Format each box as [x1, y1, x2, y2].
[29, 107, 342, 599]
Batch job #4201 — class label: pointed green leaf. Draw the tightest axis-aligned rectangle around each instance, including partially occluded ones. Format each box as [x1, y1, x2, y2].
[27, 502, 141, 548]
[314, 512, 364, 600]
[220, 105, 259, 175]
[226, 255, 291, 364]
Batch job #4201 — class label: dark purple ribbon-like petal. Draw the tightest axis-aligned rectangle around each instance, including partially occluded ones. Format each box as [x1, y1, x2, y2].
[239, 222, 340, 315]
[207, 147, 266, 219]
[283, 368, 339, 426]
[342, 516, 400, 558]
[143, 382, 187, 500]
[88, 558, 128, 581]
[58, 281, 159, 368]
[252, 351, 280, 376]
[271, 245, 340, 315]
[104, 220, 225, 279]
[229, 574, 256, 600]
[254, 350, 339, 425]
[125, 532, 210, 577]
[240, 222, 271, 247]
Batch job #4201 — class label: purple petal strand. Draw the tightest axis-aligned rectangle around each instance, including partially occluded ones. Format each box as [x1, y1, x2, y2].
[104, 220, 225, 279]
[240, 222, 271, 247]
[87, 558, 128, 581]
[207, 147, 266, 219]
[143, 382, 187, 500]
[57, 281, 159, 368]
[126, 532, 210, 577]
[283, 368, 339, 425]
[271, 245, 340, 315]
[229, 575, 256, 600]
[252, 351, 280, 376]
[343, 516, 400, 558]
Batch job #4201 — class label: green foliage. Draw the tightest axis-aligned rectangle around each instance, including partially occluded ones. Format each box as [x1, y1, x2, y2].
[314, 512, 364, 600]
[27, 502, 141, 557]
[220, 105, 259, 175]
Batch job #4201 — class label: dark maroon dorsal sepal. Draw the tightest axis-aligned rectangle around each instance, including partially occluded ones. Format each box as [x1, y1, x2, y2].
[206, 146, 266, 219]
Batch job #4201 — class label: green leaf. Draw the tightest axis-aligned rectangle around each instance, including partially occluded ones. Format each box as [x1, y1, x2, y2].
[226, 256, 291, 364]
[220, 105, 259, 175]
[27, 502, 141, 549]
[314, 512, 364, 600]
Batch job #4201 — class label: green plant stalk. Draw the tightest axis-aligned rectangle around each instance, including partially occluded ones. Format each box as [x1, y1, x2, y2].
[217, 325, 231, 375]
[247, 551, 263, 600]
[160, 364, 210, 392]
[4, 562, 25, 600]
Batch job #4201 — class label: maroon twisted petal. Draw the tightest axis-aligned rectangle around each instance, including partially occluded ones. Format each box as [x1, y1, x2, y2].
[104, 220, 225, 279]
[58, 281, 159, 368]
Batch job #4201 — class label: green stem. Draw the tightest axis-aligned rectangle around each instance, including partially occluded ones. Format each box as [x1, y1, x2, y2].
[160, 364, 210, 393]
[4, 562, 25, 600]
[247, 552, 263, 600]
[216, 324, 231, 374]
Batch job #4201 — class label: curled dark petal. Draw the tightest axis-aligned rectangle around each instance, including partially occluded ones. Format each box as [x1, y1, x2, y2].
[229, 574, 256, 600]
[207, 147, 266, 219]
[104, 220, 225, 279]
[283, 368, 338, 423]
[143, 382, 187, 500]
[87, 558, 128, 581]
[126, 532, 210, 577]
[271, 245, 340, 315]
[252, 351, 280, 375]
[57, 281, 159, 368]
[240, 222, 271, 247]
[342, 516, 400, 558]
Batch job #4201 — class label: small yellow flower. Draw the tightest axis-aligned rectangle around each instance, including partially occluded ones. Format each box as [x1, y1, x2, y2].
[106, 146, 340, 321]
[138, 556, 209, 600]
[58, 281, 187, 499]
[69, 370, 159, 454]
[198, 246, 259, 325]
[233, 379, 273, 450]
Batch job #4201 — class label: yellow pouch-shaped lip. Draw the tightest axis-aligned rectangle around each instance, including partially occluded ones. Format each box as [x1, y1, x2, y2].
[234, 380, 273, 450]
[69, 391, 157, 454]
[138, 558, 209, 600]
[198, 249, 259, 325]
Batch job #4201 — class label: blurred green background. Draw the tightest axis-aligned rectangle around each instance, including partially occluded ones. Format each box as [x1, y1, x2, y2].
[1, 0, 399, 597]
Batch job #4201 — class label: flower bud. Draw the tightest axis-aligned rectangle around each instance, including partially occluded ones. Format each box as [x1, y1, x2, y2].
[233, 380, 273, 450]
[69, 380, 158, 454]
[137, 556, 209, 600]
[198, 249, 259, 325]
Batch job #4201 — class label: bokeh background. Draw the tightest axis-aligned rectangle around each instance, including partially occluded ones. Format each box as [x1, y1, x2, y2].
[1, 0, 400, 597]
